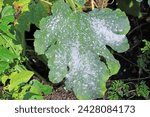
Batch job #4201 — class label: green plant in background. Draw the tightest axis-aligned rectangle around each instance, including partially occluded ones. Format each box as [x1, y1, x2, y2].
[116, 0, 150, 17]
[116, 0, 141, 17]
[107, 80, 129, 100]
[0, 0, 53, 100]
[141, 40, 150, 53]
[1, 70, 53, 100]
[136, 0, 150, 6]
[0, 5, 23, 81]
[34, 0, 130, 99]
[107, 80, 150, 99]
[137, 40, 150, 74]
[136, 81, 149, 99]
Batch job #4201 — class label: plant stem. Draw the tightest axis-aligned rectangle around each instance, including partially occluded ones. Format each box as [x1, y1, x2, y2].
[108, 76, 150, 82]
[40, 0, 52, 5]
[113, 52, 139, 67]
[66, 0, 77, 11]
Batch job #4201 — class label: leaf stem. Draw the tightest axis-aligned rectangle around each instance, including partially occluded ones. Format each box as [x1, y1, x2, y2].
[113, 52, 138, 67]
[40, 0, 52, 5]
[66, 0, 77, 12]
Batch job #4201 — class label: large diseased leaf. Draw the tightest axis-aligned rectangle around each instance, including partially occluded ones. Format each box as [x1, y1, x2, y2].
[34, 0, 130, 99]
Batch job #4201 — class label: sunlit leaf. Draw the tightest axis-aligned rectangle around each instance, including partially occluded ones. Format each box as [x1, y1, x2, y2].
[0, 0, 3, 12]
[0, 45, 17, 62]
[0, 61, 9, 74]
[29, 80, 53, 95]
[13, 0, 31, 12]
[5, 71, 34, 91]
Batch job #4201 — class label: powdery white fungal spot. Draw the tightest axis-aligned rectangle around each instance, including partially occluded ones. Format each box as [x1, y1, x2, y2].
[46, 14, 62, 30]
[91, 18, 125, 45]
[65, 40, 103, 98]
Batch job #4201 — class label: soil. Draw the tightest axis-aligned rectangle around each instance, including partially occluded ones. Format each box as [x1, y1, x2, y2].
[44, 85, 76, 100]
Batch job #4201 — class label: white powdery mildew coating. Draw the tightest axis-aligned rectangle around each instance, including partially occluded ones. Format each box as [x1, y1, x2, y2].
[43, 15, 63, 50]
[54, 49, 67, 67]
[49, 48, 68, 82]
[91, 18, 125, 45]
[66, 40, 81, 78]
[46, 14, 62, 31]
[66, 41, 101, 97]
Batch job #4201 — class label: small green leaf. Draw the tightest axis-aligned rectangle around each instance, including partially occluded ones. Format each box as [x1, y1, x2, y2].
[0, 0, 3, 12]
[13, 0, 31, 12]
[1, 5, 14, 18]
[29, 80, 53, 95]
[117, 0, 141, 17]
[107, 80, 129, 99]
[1, 74, 8, 85]
[0, 61, 9, 74]
[24, 93, 44, 100]
[0, 46, 17, 62]
[29, 1, 50, 26]
[136, 81, 150, 99]
[0, 5, 15, 37]
[15, 0, 50, 32]
[7, 71, 34, 91]
[12, 84, 31, 100]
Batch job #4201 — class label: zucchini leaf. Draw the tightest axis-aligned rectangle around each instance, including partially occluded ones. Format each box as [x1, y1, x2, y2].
[34, 0, 130, 99]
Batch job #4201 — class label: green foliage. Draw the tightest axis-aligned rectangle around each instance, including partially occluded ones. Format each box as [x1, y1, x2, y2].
[137, 40, 150, 72]
[65, 0, 83, 11]
[2, 71, 34, 91]
[107, 81, 129, 100]
[0, 5, 22, 79]
[1, 77, 53, 100]
[141, 40, 150, 53]
[136, 0, 150, 6]
[0, 46, 17, 74]
[107, 80, 150, 100]
[13, 0, 31, 12]
[34, 0, 130, 99]
[0, 1, 52, 100]
[16, 0, 51, 29]
[0, 0, 3, 12]
[117, 0, 150, 17]
[136, 81, 149, 99]
[116, 0, 141, 17]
